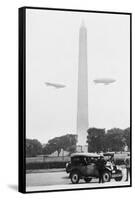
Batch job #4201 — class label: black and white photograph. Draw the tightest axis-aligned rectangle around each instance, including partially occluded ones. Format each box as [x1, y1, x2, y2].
[19, 7, 131, 193]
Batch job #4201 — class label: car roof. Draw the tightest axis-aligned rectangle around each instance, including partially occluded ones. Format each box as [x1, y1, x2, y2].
[71, 152, 100, 158]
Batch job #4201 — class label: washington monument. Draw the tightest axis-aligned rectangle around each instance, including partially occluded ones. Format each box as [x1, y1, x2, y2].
[77, 21, 89, 152]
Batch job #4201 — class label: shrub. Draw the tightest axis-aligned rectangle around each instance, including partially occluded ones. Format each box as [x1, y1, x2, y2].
[114, 158, 125, 165]
[26, 161, 67, 170]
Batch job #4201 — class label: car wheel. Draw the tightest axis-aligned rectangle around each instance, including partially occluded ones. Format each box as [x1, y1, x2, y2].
[70, 171, 80, 184]
[102, 171, 111, 182]
[115, 176, 122, 181]
[84, 177, 92, 183]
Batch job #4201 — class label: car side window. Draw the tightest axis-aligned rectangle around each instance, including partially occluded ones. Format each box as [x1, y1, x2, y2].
[72, 157, 80, 165]
[91, 157, 98, 164]
[85, 157, 91, 164]
[72, 157, 84, 165]
[80, 157, 87, 165]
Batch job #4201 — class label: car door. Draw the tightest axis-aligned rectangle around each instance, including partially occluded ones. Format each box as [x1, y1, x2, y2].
[85, 157, 99, 177]
[77, 157, 87, 176]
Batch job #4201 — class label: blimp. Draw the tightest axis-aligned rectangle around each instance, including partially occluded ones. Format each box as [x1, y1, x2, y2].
[93, 78, 116, 85]
[45, 82, 66, 89]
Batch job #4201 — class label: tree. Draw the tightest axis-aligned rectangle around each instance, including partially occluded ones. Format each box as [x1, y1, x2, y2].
[87, 127, 130, 153]
[105, 128, 125, 152]
[87, 128, 106, 153]
[123, 127, 130, 151]
[26, 139, 42, 157]
[67, 144, 77, 155]
[43, 134, 77, 156]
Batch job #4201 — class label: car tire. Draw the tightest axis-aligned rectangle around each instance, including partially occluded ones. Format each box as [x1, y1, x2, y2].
[115, 176, 122, 181]
[70, 171, 80, 184]
[102, 171, 111, 182]
[84, 177, 92, 183]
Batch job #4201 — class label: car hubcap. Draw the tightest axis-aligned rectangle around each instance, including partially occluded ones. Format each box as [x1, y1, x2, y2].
[104, 173, 109, 181]
[72, 174, 78, 182]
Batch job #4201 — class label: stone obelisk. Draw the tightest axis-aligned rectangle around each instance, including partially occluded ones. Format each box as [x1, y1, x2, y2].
[76, 21, 88, 152]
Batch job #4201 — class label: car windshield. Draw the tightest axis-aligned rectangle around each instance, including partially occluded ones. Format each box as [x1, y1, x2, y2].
[104, 155, 114, 162]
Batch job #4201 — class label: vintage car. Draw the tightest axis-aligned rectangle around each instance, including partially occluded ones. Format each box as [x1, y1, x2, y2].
[66, 152, 123, 184]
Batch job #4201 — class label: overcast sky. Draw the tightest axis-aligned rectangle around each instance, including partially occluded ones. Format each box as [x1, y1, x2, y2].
[26, 9, 130, 144]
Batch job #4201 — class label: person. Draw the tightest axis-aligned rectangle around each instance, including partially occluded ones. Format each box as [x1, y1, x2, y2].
[124, 156, 130, 181]
[96, 156, 106, 183]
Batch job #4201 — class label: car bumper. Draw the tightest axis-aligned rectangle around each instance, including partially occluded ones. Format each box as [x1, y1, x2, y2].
[111, 171, 122, 178]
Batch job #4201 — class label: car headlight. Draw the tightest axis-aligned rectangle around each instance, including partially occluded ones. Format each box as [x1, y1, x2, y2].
[66, 163, 69, 168]
[116, 166, 122, 170]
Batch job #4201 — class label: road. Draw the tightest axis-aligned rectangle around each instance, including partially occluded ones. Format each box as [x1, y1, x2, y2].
[26, 169, 130, 192]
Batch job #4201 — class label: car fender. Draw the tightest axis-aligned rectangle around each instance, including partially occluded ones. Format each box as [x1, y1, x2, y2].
[104, 167, 112, 173]
[70, 169, 81, 177]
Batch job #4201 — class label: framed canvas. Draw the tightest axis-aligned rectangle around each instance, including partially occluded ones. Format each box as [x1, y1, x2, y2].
[19, 7, 132, 193]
